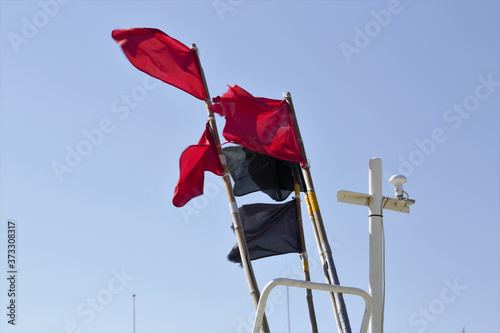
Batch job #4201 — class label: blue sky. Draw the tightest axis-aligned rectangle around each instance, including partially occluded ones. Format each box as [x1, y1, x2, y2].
[0, 1, 499, 332]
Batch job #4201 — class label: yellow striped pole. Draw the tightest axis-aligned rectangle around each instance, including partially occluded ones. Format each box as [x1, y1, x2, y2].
[294, 181, 318, 333]
[285, 92, 352, 333]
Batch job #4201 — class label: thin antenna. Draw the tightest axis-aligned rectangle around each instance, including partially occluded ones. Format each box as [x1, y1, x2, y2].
[133, 294, 136, 333]
[287, 286, 291, 333]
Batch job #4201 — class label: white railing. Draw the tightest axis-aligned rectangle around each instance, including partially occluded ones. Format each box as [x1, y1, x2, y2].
[252, 278, 372, 333]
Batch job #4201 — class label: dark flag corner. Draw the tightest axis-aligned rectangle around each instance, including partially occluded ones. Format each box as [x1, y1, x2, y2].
[223, 146, 306, 201]
[228, 200, 302, 264]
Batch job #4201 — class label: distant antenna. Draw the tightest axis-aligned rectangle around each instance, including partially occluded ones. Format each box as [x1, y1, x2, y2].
[286, 286, 291, 333]
[133, 294, 136, 333]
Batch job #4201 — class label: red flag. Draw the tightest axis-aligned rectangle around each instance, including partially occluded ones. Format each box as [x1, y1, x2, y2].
[209, 85, 305, 164]
[112, 28, 207, 100]
[173, 122, 224, 207]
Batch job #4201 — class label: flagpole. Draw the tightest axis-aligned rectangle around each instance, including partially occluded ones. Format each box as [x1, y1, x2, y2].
[294, 180, 319, 333]
[304, 192, 342, 331]
[284, 92, 352, 333]
[191, 44, 270, 333]
[132, 294, 135, 333]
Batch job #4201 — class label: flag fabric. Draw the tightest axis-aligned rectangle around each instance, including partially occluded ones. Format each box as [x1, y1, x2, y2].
[228, 200, 302, 264]
[223, 146, 306, 201]
[112, 28, 207, 100]
[209, 85, 305, 164]
[173, 122, 224, 207]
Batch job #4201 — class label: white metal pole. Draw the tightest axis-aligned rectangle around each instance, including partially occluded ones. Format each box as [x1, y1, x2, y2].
[133, 294, 136, 333]
[252, 278, 372, 333]
[368, 158, 384, 333]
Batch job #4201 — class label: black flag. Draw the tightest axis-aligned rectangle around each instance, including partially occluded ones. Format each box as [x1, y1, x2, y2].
[228, 200, 302, 264]
[222, 146, 306, 201]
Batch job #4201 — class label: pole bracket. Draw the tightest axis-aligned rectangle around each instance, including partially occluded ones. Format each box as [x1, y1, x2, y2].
[337, 190, 415, 214]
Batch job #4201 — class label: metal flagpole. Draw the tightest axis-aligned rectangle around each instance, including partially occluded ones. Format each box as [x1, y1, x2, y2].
[304, 192, 342, 331]
[286, 286, 291, 333]
[284, 92, 352, 333]
[191, 44, 270, 333]
[132, 294, 135, 333]
[337, 157, 415, 333]
[294, 180, 319, 333]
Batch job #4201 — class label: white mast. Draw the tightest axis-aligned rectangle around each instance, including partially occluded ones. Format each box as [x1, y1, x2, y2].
[337, 158, 415, 333]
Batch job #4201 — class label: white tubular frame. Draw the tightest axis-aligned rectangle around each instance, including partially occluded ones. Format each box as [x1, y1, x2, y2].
[252, 278, 372, 333]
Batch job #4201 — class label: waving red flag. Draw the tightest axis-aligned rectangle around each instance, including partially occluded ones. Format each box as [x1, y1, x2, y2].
[112, 28, 207, 100]
[173, 122, 224, 207]
[209, 85, 305, 164]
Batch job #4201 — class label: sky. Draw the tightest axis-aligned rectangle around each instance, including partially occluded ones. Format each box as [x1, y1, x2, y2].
[0, 0, 499, 333]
